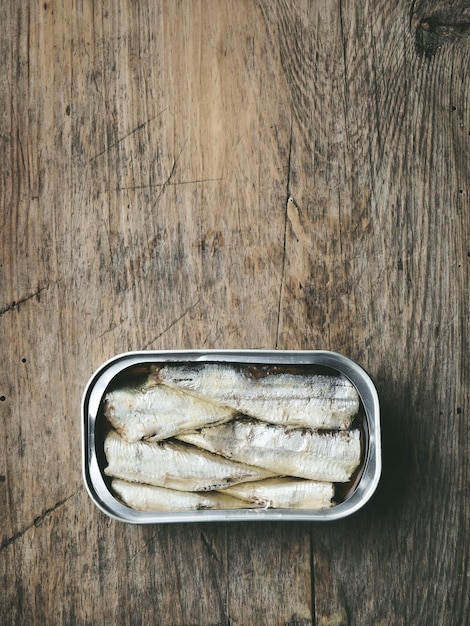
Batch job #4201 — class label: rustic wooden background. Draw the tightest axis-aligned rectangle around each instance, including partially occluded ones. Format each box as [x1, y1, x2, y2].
[1, 1, 469, 624]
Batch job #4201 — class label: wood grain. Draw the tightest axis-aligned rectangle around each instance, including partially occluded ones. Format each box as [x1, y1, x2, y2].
[1, 1, 469, 624]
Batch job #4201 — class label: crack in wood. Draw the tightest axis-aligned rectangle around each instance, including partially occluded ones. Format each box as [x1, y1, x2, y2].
[276, 117, 294, 349]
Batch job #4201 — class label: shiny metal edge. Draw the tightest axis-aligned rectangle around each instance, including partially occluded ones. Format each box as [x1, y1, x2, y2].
[81, 350, 381, 523]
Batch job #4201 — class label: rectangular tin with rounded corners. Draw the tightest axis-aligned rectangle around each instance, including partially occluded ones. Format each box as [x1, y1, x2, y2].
[81, 350, 381, 523]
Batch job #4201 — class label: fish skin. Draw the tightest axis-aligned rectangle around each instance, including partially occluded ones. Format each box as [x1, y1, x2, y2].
[104, 430, 275, 491]
[220, 477, 334, 509]
[104, 383, 237, 442]
[111, 479, 254, 511]
[153, 363, 360, 430]
[178, 419, 362, 483]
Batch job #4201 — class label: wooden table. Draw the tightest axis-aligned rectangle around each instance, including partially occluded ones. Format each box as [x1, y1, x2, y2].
[1, 1, 469, 624]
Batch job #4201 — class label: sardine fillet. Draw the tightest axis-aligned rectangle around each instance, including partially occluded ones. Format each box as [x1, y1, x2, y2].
[104, 383, 237, 442]
[153, 363, 359, 430]
[111, 479, 253, 511]
[104, 430, 275, 491]
[178, 419, 361, 483]
[221, 477, 334, 509]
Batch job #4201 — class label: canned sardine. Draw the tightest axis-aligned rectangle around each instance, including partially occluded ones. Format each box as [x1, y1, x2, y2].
[82, 350, 381, 523]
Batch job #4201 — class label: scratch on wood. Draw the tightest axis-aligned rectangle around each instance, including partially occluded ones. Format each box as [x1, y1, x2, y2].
[0, 285, 49, 317]
[0, 489, 80, 552]
[17, 129, 28, 179]
[142, 298, 201, 348]
[89, 108, 167, 162]
[97, 319, 125, 340]
[201, 530, 221, 563]
[117, 177, 222, 192]
[151, 139, 189, 208]
[130, 531, 160, 561]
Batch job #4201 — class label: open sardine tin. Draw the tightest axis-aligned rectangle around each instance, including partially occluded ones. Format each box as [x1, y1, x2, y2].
[82, 350, 381, 523]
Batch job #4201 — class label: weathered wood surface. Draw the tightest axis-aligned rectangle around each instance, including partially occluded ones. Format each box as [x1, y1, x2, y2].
[1, 1, 469, 624]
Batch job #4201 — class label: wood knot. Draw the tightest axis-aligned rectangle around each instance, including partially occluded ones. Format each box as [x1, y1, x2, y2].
[412, 8, 470, 57]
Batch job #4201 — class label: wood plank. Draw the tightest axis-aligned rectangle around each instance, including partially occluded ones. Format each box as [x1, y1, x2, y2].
[226, 523, 313, 626]
[272, 0, 470, 623]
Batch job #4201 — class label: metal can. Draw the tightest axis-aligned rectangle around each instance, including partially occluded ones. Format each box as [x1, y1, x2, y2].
[82, 350, 381, 523]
